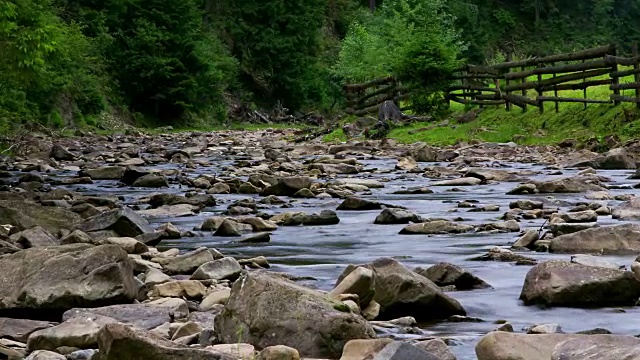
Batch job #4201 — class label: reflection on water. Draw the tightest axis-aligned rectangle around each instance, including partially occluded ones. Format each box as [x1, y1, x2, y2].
[57, 157, 640, 360]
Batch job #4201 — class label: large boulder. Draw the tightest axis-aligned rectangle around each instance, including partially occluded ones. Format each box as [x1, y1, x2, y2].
[0, 244, 136, 312]
[63, 304, 178, 330]
[593, 148, 636, 169]
[336, 258, 465, 321]
[549, 224, 640, 254]
[550, 334, 640, 360]
[27, 315, 119, 351]
[77, 207, 154, 238]
[214, 272, 375, 358]
[476, 332, 640, 360]
[261, 177, 313, 197]
[0, 200, 82, 233]
[519, 260, 640, 307]
[476, 332, 580, 360]
[0, 318, 55, 342]
[97, 323, 235, 360]
[612, 197, 640, 220]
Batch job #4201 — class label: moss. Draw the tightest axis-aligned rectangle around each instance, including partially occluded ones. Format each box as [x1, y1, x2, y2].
[333, 302, 351, 312]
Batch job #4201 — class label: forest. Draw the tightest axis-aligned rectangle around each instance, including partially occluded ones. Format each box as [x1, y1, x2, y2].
[1, 0, 640, 131]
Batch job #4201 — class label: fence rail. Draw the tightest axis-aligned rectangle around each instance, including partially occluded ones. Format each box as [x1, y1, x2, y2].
[343, 42, 640, 115]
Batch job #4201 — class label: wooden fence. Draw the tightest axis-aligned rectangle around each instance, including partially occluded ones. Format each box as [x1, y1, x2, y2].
[344, 43, 640, 115]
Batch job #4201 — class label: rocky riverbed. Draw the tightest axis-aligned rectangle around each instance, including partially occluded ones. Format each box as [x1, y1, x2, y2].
[1, 128, 640, 360]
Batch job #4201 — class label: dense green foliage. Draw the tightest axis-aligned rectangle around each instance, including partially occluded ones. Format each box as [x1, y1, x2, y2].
[2, 0, 640, 129]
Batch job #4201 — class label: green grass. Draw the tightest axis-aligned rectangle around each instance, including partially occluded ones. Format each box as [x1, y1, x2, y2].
[323, 68, 640, 146]
[388, 103, 638, 146]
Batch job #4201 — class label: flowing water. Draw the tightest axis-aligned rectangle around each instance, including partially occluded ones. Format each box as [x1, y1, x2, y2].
[58, 155, 640, 360]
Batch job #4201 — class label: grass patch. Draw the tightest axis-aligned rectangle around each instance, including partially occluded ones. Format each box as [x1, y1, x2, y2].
[389, 103, 640, 146]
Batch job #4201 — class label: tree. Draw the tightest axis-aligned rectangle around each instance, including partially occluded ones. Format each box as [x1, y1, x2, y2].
[210, 0, 328, 111]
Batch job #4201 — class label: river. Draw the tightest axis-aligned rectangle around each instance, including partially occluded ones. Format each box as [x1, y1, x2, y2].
[59, 155, 640, 360]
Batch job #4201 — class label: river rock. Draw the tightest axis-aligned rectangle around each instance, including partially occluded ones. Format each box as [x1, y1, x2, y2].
[213, 219, 243, 236]
[132, 174, 169, 188]
[77, 207, 153, 238]
[509, 199, 543, 210]
[334, 178, 385, 189]
[11, 226, 58, 248]
[519, 260, 640, 307]
[214, 271, 375, 358]
[271, 210, 340, 226]
[512, 230, 539, 249]
[465, 168, 526, 182]
[338, 197, 386, 211]
[534, 176, 604, 193]
[470, 247, 537, 265]
[476, 332, 580, 360]
[549, 222, 599, 236]
[236, 217, 278, 232]
[612, 197, 640, 220]
[392, 186, 434, 194]
[414, 338, 456, 360]
[432, 177, 482, 186]
[152, 280, 206, 299]
[0, 318, 55, 342]
[374, 208, 424, 224]
[199, 288, 231, 310]
[550, 210, 597, 223]
[27, 314, 119, 351]
[372, 341, 441, 360]
[399, 220, 473, 235]
[80, 166, 125, 180]
[0, 200, 82, 233]
[137, 204, 198, 219]
[570, 254, 620, 269]
[50, 144, 75, 161]
[190, 257, 242, 281]
[97, 323, 234, 360]
[152, 247, 217, 275]
[396, 157, 420, 172]
[549, 224, 640, 254]
[63, 303, 178, 330]
[257, 345, 300, 360]
[148, 193, 216, 208]
[25, 350, 66, 360]
[330, 266, 375, 308]
[337, 258, 465, 321]
[309, 163, 359, 174]
[261, 176, 312, 196]
[593, 147, 637, 169]
[0, 244, 136, 311]
[340, 338, 394, 360]
[414, 262, 491, 290]
[550, 334, 640, 360]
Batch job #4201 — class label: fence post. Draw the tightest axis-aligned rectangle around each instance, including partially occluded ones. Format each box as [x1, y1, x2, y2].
[537, 63, 544, 114]
[634, 41, 639, 109]
[552, 62, 559, 113]
[505, 53, 512, 111]
[611, 44, 621, 106]
[521, 66, 527, 113]
[582, 58, 587, 110]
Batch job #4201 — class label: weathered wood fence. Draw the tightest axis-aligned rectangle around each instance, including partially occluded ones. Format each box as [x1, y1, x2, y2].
[344, 43, 640, 115]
